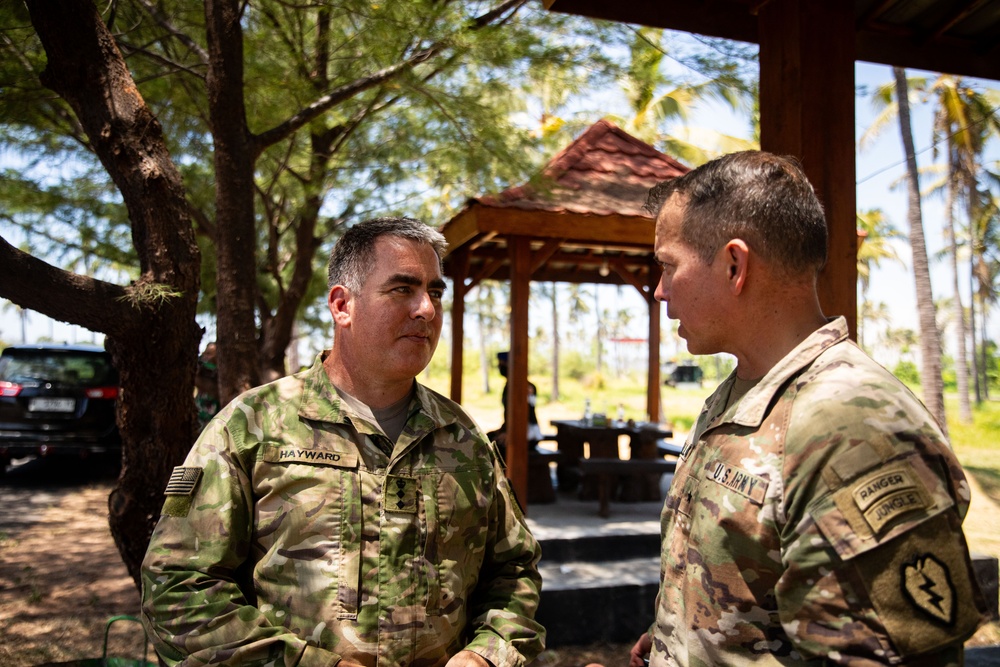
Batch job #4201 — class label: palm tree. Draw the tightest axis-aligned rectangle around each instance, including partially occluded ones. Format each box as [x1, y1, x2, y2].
[863, 70, 949, 432]
[613, 27, 756, 165]
[972, 187, 1000, 399]
[856, 208, 903, 349]
[893, 67, 948, 434]
[927, 75, 1000, 419]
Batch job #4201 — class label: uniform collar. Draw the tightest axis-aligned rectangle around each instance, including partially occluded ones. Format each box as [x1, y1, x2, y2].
[716, 316, 850, 428]
[297, 352, 461, 433]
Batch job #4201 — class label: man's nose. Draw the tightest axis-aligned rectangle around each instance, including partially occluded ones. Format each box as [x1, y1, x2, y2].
[653, 273, 668, 302]
[413, 291, 437, 319]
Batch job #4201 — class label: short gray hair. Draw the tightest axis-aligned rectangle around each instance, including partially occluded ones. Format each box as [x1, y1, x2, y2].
[327, 216, 448, 292]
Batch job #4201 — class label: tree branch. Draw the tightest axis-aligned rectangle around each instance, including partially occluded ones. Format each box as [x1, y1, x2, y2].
[251, 0, 528, 155]
[0, 234, 132, 336]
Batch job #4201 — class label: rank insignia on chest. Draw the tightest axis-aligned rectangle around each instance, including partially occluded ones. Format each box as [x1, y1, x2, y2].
[384, 475, 418, 513]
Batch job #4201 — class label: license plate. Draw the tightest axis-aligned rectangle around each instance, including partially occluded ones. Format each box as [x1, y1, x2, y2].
[28, 398, 76, 412]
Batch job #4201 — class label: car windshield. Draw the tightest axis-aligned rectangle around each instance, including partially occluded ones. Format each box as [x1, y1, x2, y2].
[0, 352, 117, 386]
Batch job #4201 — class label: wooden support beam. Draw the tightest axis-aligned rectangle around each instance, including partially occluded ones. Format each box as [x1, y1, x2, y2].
[508, 236, 531, 509]
[647, 260, 662, 423]
[759, 0, 858, 337]
[449, 248, 468, 403]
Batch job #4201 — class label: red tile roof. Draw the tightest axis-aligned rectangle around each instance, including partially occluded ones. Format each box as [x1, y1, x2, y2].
[477, 119, 689, 218]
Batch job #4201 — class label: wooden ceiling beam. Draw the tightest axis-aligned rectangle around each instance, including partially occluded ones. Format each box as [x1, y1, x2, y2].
[530, 239, 564, 275]
[475, 207, 655, 246]
[927, 0, 992, 44]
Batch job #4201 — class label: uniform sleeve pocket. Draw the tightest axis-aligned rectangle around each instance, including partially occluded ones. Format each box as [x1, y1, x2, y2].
[809, 454, 953, 561]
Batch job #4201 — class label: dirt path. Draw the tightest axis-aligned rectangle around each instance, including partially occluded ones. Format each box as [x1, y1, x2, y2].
[0, 459, 147, 666]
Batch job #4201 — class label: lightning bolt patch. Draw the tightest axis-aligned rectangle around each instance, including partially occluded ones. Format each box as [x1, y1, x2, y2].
[902, 554, 956, 626]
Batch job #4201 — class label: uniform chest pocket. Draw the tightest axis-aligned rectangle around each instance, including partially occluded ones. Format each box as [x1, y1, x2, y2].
[421, 469, 493, 615]
[253, 447, 364, 619]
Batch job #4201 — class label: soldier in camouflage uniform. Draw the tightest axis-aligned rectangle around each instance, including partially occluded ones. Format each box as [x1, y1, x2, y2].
[628, 152, 988, 666]
[141, 217, 544, 667]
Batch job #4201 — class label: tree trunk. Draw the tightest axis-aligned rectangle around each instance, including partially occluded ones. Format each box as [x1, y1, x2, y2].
[945, 171, 972, 423]
[550, 283, 560, 401]
[969, 265, 982, 404]
[205, 0, 261, 404]
[894, 67, 948, 435]
[15, 0, 202, 585]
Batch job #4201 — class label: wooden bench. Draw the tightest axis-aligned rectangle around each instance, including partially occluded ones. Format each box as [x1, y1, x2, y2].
[577, 457, 677, 517]
[527, 447, 563, 504]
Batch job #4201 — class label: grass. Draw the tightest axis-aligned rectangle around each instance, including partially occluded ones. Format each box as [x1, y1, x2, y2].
[947, 396, 1000, 507]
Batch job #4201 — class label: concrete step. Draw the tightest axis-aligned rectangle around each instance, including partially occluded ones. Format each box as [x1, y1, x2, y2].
[536, 545, 999, 650]
[537, 556, 659, 647]
[539, 532, 660, 564]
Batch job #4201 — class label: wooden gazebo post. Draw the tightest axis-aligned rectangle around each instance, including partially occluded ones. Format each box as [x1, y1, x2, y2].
[507, 236, 531, 505]
[646, 259, 662, 423]
[449, 247, 469, 403]
[758, 0, 857, 334]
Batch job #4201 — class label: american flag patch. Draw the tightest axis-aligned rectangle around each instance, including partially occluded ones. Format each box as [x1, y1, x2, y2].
[165, 466, 202, 496]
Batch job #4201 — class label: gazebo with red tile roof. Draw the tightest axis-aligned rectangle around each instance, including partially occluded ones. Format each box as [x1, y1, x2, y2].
[440, 119, 689, 506]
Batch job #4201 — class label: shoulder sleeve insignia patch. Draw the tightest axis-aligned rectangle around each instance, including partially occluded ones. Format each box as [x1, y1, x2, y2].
[164, 466, 203, 496]
[902, 554, 956, 626]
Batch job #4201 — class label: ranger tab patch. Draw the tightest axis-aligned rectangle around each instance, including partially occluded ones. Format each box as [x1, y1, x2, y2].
[165, 466, 202, 496]
[850, 465, 930, 534]
[902, 554, 956, 626]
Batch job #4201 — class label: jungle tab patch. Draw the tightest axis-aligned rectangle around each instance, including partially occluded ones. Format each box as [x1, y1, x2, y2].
[708, 462, 767, 504]
[850, 465, 930, 534]
[902, 554, 956, 626]
[264, 448, 358, 468]
[164, 466, 202, 496]
[384, 475, 418, 514]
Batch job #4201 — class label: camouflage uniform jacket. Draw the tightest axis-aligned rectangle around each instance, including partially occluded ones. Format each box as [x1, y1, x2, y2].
[141, 354, 544, 667]
[649, 317, 987, 666]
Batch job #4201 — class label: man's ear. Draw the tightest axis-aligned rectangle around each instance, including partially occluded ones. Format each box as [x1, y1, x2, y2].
[328, 285, 352, 327]
[725, 239, 750, 294]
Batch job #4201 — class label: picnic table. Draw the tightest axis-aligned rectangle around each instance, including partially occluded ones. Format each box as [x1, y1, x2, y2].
[549, 418, 676, 508]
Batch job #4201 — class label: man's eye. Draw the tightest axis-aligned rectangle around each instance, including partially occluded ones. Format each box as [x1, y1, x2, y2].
[429, 290, 444, 300]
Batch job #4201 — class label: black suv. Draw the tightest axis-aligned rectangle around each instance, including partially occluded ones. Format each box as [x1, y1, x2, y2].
[0, 343, 120, 473]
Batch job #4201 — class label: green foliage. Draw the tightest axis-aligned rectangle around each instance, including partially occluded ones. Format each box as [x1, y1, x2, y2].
[893, 360, 921, 385]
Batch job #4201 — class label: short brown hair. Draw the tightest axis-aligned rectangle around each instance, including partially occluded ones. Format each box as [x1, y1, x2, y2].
[646, 151, 827, 274]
